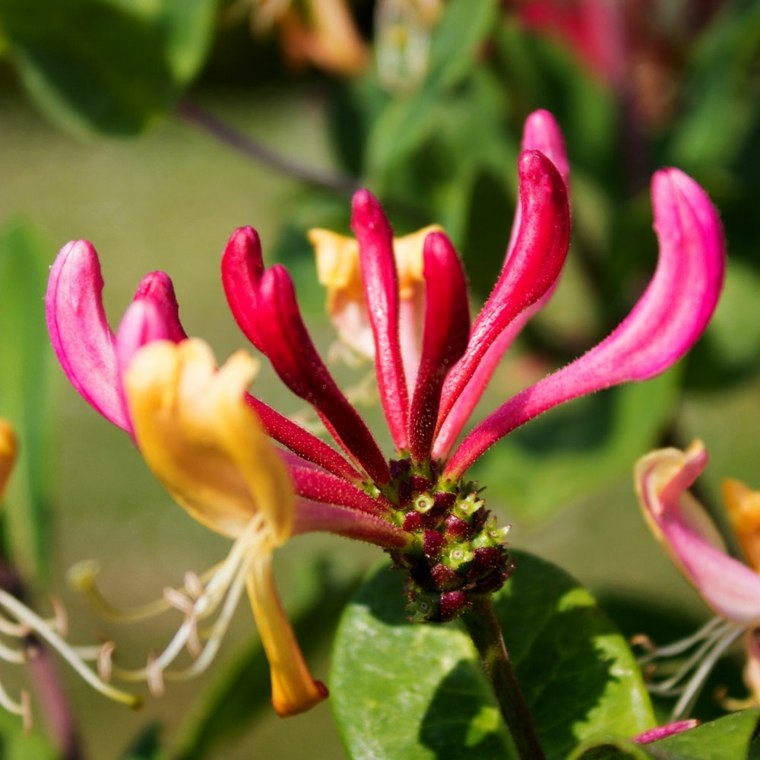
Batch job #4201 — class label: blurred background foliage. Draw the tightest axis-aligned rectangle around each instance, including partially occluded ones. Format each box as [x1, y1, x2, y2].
[2, 0, 760, 756]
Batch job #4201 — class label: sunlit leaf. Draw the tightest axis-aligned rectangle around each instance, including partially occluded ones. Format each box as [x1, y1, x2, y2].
[332, 550, 655, 759]
[570, 709, 760, 759]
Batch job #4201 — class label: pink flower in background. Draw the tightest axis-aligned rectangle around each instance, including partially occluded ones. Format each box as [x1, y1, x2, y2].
[46, 109, 725, 715]
[636, 442, 760, 717]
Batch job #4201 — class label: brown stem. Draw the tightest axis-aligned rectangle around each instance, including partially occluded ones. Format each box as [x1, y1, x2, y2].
[177, 100, 359, 195]
[461, 598, 545, 760]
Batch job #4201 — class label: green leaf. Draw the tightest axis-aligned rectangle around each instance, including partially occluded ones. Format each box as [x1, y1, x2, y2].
[571, 709, 760, 759]
[119, 723, 165, 760]
[0, 709, 57, 760]
[331, 550, 655, 759]
[365, 0, 498, 187]
[469, 370, 680, 523]
[0, 219, 53, 579]
[0, 0, 216, 135]
[173, 558, 360, 760]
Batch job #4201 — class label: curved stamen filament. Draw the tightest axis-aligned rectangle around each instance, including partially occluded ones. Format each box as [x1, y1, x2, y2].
[0, 681, 30, 731]
[635, 618, 744, 719]
[91, 515, 269, 695]
[0, 589, 140, 708]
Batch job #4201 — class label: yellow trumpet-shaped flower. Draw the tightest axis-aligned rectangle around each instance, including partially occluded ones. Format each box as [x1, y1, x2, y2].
[124, 339, 326, 716]
[309, 225, 440, 385]
[0, 419, 18, 503]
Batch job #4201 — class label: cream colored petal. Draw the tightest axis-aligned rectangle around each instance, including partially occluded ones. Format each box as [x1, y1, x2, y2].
[0, 420, 18, 504]
[125, 339, 293, 540]
[247, 554, 327, 716]
[309, 224, 440, 369]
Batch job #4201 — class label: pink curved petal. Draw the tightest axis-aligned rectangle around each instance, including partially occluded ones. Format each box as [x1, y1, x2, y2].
[46, 242, 189, 435]
[221, 226, 266, 352]
[434, 150, 571, 455]
[351, 190, 410, 451]
[409, 232, 470, 463]
[434, 116, 570, 459]
[46, 241, 127, 430]
[246, 395, 363, 484]
[636, 443, 760, 626]
[254, 265, 390, 485]
[445, 168, 725, 477]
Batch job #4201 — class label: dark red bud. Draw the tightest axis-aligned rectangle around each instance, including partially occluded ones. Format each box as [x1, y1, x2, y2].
[439, 590, 469, 621]
[430, 563, 459, 590]
[410, 474, 432, 494]
[444, 514, 469, 539]
[403, 512, 424, 532]
[423, 530, 445, 558]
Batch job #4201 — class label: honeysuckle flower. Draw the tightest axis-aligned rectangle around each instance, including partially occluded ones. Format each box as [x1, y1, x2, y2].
[0, 420, 139, 727]
[635, 442, 760, 718]
[244, 0, 369, 76]
[47, 110, 724, 715]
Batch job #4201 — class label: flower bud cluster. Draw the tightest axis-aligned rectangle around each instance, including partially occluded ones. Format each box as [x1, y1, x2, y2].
[386, 458, 513, 622]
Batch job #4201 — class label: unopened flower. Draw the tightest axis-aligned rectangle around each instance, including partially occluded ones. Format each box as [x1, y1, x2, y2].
[47, 110, 725, 716]
[0, 420, 139, 728]
[635, 442, 760, 717]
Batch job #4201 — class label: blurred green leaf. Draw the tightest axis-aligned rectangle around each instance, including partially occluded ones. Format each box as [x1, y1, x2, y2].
[570, 709, 760, 759]
[119, 723, 165, 760]
[0, 0, 216, 135]
[670, 0, 760, 171]
[331, 550, 655, 759]
[469, 370, 679, 523]
[0, 709, 57, 760]
[173, 558, 360, 760]
[366, 0, 498, 188]
[0, 219, 53, 579]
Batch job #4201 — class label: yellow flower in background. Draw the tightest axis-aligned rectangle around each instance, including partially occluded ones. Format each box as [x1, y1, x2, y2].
[123, 338, 326, 716]
[0, 419, 18, 503]
[249, 0, 369, 75]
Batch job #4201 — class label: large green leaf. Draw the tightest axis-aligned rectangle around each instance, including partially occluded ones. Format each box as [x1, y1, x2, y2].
[570, 709, 760, 759]
[0, 219, 53, 579]
[331, 550, 655, 759]
[0, 0, 216, 135]
[0, 709, 57, 760]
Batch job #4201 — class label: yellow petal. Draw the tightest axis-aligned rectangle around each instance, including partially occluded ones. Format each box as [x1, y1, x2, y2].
[247, 554, 327, 716]
[723, 478, 760, 573]
[124, 339, 293, 541]
[0, 420, 18, 503]
[309, 225, 440, 362]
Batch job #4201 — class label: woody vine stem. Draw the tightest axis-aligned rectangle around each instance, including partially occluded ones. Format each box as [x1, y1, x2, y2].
[461, 599, 545, 760]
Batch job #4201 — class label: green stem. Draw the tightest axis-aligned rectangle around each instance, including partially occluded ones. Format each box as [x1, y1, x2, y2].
[461, 598, 545, 760]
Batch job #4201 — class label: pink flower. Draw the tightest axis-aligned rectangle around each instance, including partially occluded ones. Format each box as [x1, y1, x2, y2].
[47, 109, 725, 713]
[635, 442, 760, 717]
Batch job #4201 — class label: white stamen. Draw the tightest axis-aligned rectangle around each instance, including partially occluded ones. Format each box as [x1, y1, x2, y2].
[636, 616, 745, 719]
[0, 589, 140, 708]
[103, 514, 270, 693]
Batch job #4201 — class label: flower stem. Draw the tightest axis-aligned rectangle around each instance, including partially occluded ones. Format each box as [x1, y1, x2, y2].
[461, 598, 545, 760]
[177, 100, 359, 195]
